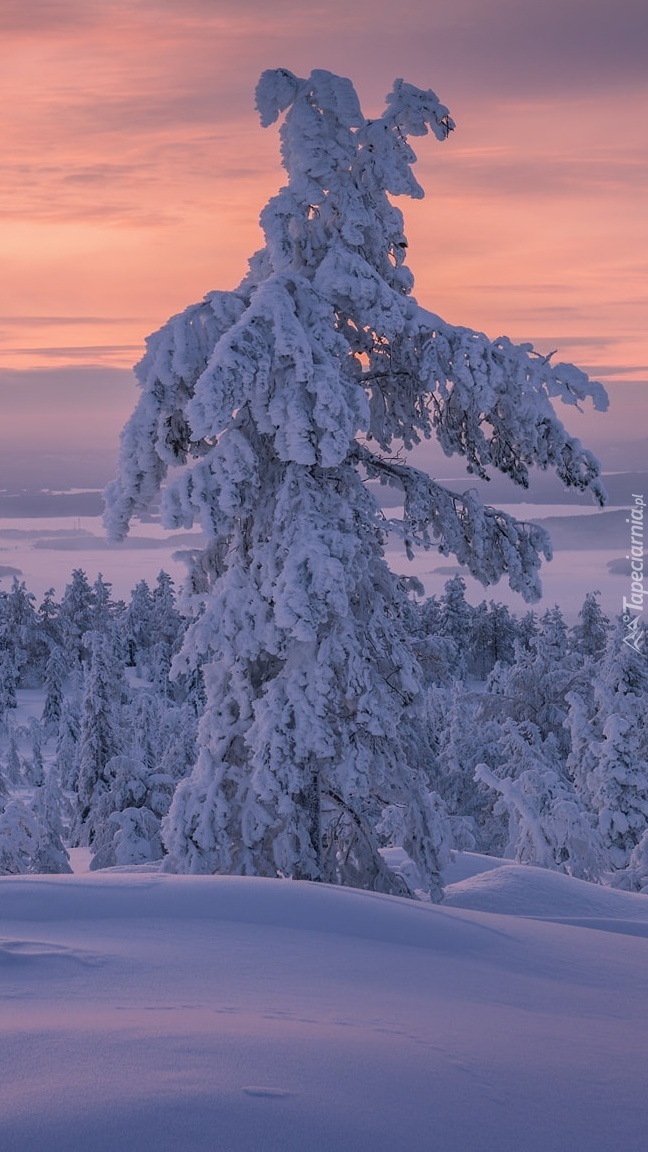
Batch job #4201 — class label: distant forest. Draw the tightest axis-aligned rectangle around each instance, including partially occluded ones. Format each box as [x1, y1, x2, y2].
[1, 569, 646, 895]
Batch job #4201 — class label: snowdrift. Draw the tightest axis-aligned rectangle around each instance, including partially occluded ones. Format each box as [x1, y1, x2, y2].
[2, 865, 647, 1151]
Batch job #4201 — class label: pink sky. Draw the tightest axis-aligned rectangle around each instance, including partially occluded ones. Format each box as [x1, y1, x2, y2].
[1, 0, 646, 472]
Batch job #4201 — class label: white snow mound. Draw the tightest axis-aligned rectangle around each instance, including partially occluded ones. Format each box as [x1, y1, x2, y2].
[443, 860, 648, 932]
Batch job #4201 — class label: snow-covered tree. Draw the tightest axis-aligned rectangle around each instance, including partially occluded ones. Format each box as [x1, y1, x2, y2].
[30, 780, 72, 874]
[433, 683, 509, 854]
[37, 587, 63, 651]
[435, 575, 474, 677]
[42, 644, 68, 733]
[0, 649, 18, 716]
[3, 722, 22, 785]
[0, 796, 71, 875]
[570, 591, 610, 660]
[0, 578, 45, 687]
[124, 579, 154, 668]
[610, 829, 648, 895]
[469, 600, 518, 679]
[481, 606, 578, 757]
[0, 800, 41, 874]
[476, 720, 604, 880]
[567, 621, 648, 870]
[96, 807, 164, 870]
[150, 571, 184, 695]
[24, 717, 45, 787]
[71, 629, 129, 845]
[59, 569, 95, 669]
[55, 698, 81, 791]
[105, 70, 607, 896]
[88, 753, 167, 871]
[91, 573, 121, 634]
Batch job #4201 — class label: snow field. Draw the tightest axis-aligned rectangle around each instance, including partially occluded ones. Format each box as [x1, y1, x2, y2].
[2, 865, 648, 1152]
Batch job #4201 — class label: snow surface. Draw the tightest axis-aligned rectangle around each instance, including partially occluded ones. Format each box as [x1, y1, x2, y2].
[2, 863, 648, 1151]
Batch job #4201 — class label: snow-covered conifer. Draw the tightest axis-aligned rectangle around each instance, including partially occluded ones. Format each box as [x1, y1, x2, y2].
[0, 578, 44, 687]
[0, 649, 18, 716]
[517, 610, 539, 651]
[434, 684, 508, 854]
[88, 753, 170, 870]
[436, 575, 474, 676]
[71, 629, 129, 845]
[59, 569, 96, 669]
[124, 579, 154, 669]
[24, 717, 45, 787]
[476, 720, 604, 880]
[0, 800, 40, 874]
[30, 782, 72, 874]
[97, 807, 164, 870]
[3, 723, 22, 785]
[105, 70, 608, 896]
[482, 606, 577, 756]
[92, 574, 120, 633]
[570, 591, 610, 660]
[150, 572, 184, 695]
[567, 622, 648, 871]
[0, 795, 71, 875]
[38, 587, 62, 651]
[469, 600, 518, 679]
[55, 698, 81, 791]
[42, 644, 68, 733]
[610, 829, 648, 894]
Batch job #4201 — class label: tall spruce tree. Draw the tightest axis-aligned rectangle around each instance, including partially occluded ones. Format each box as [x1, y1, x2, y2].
[105, 70, 607, 896]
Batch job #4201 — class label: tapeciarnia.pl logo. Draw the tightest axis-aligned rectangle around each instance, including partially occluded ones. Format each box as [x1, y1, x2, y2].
[622, 493, 645, 654]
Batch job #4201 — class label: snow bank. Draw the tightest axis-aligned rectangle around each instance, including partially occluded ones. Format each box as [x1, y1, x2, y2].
[2, 871, 648, 1151]
[444, 859, 648, 934]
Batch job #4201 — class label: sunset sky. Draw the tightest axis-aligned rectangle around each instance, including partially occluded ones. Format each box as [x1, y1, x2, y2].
[1, 0, 646, 485]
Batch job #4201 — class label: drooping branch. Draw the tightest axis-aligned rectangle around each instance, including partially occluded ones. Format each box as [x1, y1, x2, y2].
[356, 445, 552, 602]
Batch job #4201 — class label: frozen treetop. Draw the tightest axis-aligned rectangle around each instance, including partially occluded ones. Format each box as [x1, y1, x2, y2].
[106, 68, 608, 601]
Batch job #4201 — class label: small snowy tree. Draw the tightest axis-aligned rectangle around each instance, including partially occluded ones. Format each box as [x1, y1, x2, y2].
[469, 600, 518, 679]
[98, 808, 164, 870]
[567, 621, 648, 871]
[433, 683, 509, 854]
[0, 796, 71, 875]
[59, 568, 96, 669]
[55, 698, 81, 791]
[71, 628, 129, 845]
[38, 587, 62, 651]
[0, 649, 18, 716]
[30, 782, 72, 874]
[570, 591, 610, 660]
[3, 723, 22, 785]
[476, 720, 604, 880]
[481, 606, 578, 757]
[105, 70, 607, 896]
[611, 829, 648, 895]
[42, 644, 68, 733]
[24, 717, 45, 787]
[436, 575, 474, 677]
[125, 579, 154, 669]
[0, 578, 45, 687]
[0, 800, 41, 874]
[88, 751, 173, 871]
